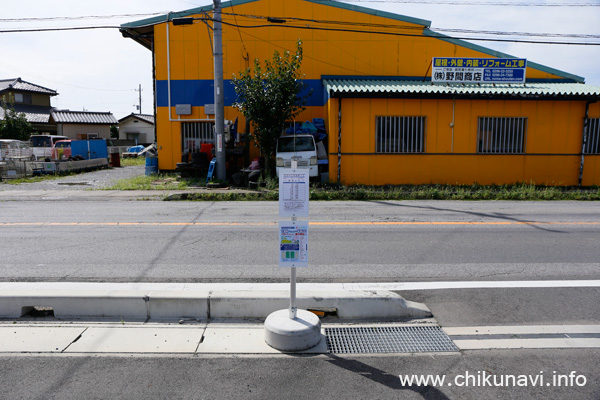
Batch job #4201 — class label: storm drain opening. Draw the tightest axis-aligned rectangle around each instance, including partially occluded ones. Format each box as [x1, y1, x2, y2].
[325, 326, 459, 354]
[21, 306, 55, 318]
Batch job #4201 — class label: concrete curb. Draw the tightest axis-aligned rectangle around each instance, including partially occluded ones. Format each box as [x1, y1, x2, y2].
[0, 189, 261, 202]
[0, 289, 431, 321]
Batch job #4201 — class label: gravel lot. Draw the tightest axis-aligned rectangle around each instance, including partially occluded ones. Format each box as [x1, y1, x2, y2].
[0, 165, 145, 191]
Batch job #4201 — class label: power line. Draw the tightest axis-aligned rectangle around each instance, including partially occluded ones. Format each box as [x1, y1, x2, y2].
[223, 12, 600, 40]
[229, 2, 250, 63]
[0, 60, 140, 92]
[0, 13, 164, 23]
[1, 15, 599, 46]
[335, 0, 599, 6]
[235, 29, 366, 74]
[220, 19, 600, 45]
[434, 28, 600, 39]
[0, 26, 119, 33]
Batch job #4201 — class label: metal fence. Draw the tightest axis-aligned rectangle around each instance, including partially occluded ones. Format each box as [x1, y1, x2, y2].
[376, 116, 426, 153]
[477, 117, 527, 154]
[0, 159, 34, 179]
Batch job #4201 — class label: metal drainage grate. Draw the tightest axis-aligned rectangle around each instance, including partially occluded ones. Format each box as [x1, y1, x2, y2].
[325, 326, 459, 354]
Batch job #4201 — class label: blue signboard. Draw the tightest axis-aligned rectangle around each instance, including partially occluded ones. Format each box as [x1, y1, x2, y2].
[279, 221, 308, 267]
[432, 57, 527, 83]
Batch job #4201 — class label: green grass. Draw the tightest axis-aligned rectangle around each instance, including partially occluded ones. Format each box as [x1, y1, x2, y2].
[119, 157, 146, 167]
[106, 173, 196, 190]
[7, 166, 599, 201]
[1, 174, 64, 185]
[306, 183, 600, 201]
[165, 182, 600, 201]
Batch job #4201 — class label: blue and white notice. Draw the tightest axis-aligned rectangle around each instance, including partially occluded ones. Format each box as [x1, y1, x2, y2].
[432, 57, 527, 83]
[278, 168, 309, 218]
[279, 221, 309, 267]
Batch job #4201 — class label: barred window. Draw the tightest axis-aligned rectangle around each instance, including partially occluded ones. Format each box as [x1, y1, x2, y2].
[181, 122, 214, 153]
[477, 117, 527, 154]
[376, 116, 426, 153]
[583, 118, 600, 154]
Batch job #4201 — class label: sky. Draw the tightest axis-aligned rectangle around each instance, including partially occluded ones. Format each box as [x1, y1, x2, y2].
[1, 0, 599, 120]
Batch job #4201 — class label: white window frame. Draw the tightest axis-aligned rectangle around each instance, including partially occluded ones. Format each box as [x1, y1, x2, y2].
[376, 116, 426, 154]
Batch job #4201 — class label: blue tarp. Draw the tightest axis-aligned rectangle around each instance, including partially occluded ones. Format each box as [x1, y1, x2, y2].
[127, 145, 145, 153]
[285, 118, 327, 137]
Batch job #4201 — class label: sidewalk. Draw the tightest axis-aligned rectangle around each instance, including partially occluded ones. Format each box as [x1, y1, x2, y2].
[0, 321, 329, 355]
[0, 188, 260, 201]
[3, 320, 598, 356]
[0, 282, 442, 356]
[0, 320, 458, 356]
[2, 283, 599, 355]
[0, 189, 183, 201]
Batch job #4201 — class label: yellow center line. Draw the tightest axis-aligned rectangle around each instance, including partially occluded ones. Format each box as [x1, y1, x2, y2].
[0, 221, 599, 227]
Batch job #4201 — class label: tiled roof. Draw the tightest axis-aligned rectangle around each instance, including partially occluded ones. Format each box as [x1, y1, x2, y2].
[0, 105, 52, 124]
[135, 114, 155, 124]
[51, 110, 118, 125]
[118, 113, 155, 125]
[323, 79, 600, 100]
[0, 78, 58, 96]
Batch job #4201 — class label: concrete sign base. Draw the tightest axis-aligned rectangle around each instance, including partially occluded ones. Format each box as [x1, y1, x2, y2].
[264, 309, 322, 352]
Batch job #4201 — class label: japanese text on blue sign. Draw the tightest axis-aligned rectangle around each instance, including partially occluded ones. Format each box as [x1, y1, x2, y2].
[279, 221, 308, 267]
[432, 58, 527, 83]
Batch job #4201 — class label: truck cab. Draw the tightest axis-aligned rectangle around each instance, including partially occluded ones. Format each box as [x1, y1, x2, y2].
[51, 140, 72, 160]
[276, 134, 318, 178]
[30, 135, 69, 160]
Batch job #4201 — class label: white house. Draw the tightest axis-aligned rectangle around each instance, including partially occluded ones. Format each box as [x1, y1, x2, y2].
[118, 113, 155, 145]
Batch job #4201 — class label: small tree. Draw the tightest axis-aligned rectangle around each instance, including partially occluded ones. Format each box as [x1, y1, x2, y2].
[110, 125, 119, 139]
[0, 100, 33, 141]
[232, 40, 309, 176]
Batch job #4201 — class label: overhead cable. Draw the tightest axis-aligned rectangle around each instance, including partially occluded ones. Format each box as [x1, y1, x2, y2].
[334, 0, 599, 6]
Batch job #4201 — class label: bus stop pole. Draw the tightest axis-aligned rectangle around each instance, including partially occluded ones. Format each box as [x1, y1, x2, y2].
[290, 265, 297, 319]
[289, 160, 298, 319]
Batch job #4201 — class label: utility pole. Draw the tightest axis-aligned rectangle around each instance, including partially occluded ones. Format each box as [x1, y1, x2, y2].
[137, 84, 142, 114]
[213, 0, 226, 182]
[134, 84, 143, 114]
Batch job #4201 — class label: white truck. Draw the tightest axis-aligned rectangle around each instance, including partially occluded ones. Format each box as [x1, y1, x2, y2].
[0, 139, 34, 161]
[275, 134, 318, 178]
[30, 135, 69, 160]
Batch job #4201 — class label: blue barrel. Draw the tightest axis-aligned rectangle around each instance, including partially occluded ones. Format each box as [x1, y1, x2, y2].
[145, 156, 158, 176]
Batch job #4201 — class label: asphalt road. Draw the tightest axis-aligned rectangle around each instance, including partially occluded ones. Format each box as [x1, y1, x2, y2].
[1, 350, 598, 400]
[0, 200, 598, 283]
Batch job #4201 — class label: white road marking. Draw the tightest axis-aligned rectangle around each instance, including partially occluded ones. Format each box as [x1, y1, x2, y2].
[452, 338, 600, 350]
[445, 325, 600, 350]
[444, 325, 600, 335]
[0, 280, 598, 292]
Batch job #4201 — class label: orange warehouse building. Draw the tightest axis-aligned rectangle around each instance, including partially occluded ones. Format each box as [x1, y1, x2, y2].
[121, 0, 600, 186]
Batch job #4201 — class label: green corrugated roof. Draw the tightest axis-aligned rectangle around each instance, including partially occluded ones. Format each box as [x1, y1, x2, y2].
[324, 79, 600, 99]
